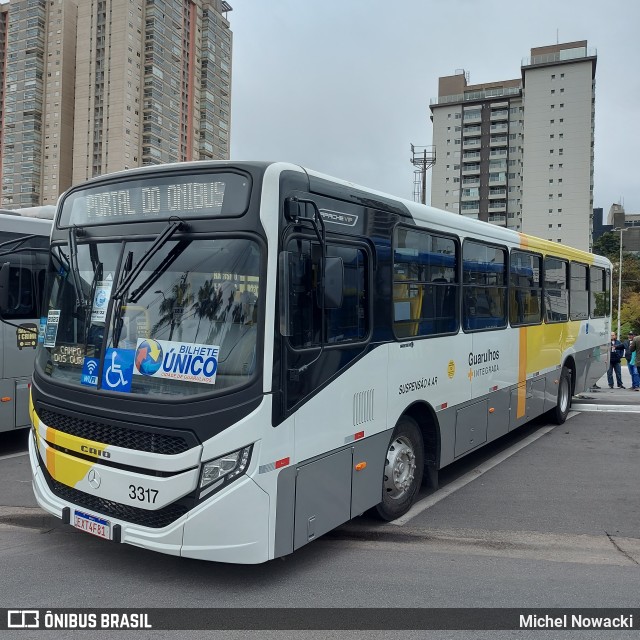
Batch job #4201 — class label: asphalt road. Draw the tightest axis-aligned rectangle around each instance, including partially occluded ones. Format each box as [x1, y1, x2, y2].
[0, 411, 638, 639]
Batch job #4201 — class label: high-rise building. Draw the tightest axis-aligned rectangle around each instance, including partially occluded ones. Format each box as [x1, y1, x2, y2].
[0, 4, 9, 201]
[429, 41, 596, 251]
[0, 0, 78, 208]
[0, 0, 233, 208]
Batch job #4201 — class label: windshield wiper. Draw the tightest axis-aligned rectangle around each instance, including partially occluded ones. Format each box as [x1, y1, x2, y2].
[128, 239, 191, 303]
[68, 226, 88, 310]
[110, 250, 132, 348]
[112, 219, 185, 301]
[86, 243, 103, 316]
[0, 234, 49, 256]
[110, 218, 186, 347]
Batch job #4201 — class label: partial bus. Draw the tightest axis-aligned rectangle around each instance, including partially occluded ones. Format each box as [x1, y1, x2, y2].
[8, 162, 611, 562]
[0, 210, 51, 433]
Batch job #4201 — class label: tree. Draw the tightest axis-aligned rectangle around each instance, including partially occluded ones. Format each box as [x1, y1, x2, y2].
[594, 231, 640, 330]
[151, 274, 193, 341]
[192, 279, 222, 341]
[620, 292, 640, 335]
[592, 231, 620, 261]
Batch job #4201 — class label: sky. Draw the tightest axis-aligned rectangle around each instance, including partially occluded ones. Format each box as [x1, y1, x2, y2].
[228, 0, 640, 220]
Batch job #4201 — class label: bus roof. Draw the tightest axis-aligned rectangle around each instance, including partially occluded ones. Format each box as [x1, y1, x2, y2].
[52, 160, 611, 270]
[0, 212, 52, 236]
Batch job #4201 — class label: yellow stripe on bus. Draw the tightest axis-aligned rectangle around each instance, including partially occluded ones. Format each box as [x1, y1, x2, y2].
[46, 427, 109, 461]
[517, 327, 527, 418]
[518, 233, 596, 265]
[43, 441, 93, 488]
[32, 404, 107, 488]
[516, 235, 528, 418]
[28, 391, 39, 429]
[515, 233, 587, 417]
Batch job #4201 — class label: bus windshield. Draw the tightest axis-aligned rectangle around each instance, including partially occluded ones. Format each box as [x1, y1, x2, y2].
[37, 237, 261, 397]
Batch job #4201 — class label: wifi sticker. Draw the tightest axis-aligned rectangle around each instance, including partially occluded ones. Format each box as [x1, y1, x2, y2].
[81, 357, 100, 387]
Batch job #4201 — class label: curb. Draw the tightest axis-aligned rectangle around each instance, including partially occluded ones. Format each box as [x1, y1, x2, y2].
[571, 403, 640, 413]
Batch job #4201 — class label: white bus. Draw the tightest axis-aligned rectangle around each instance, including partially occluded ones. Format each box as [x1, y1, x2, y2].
[0, 210, 51, 433]
[8, 162, 611, 563]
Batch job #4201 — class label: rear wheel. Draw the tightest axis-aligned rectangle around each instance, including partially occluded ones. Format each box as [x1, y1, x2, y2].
[551, 366, 572, 424]
[375, 416, 424, 521]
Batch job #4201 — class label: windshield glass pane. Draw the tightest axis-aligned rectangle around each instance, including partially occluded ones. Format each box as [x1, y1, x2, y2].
[37, 238, 261, 397]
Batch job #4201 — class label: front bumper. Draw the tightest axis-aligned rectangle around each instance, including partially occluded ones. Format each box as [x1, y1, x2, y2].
[29, 433, 271, 563]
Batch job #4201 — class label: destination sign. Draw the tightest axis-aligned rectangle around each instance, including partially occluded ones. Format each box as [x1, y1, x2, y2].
[60, 171, 251, 227]
[85, 181, 225, 219]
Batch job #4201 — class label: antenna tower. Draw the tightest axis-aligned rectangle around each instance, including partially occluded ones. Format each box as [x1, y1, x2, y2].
[410, 144, 436, 205]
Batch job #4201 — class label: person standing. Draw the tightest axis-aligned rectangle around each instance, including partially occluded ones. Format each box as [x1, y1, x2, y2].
[607, 331, 625, 388]
[630, 332, 640, 390]
[623, 332, 640, 391]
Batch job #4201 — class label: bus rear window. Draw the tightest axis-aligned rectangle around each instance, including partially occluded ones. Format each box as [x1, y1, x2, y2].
[59, 171, 251, 227]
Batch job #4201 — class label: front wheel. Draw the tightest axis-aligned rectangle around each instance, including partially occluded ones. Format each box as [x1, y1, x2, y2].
[551, 366, 572, 424]
[375, 416, 424, 521]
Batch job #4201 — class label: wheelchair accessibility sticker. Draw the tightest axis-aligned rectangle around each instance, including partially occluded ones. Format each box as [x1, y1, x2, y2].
[102, 348, 135, 392]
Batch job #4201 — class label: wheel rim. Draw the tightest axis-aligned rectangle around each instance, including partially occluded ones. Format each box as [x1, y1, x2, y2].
[383, 435, 416, 501]
[559, 377, 570, 412]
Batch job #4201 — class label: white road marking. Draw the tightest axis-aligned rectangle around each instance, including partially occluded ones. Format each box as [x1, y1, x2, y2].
[391, 425, 557, 526]
[0, 451, 28, 462]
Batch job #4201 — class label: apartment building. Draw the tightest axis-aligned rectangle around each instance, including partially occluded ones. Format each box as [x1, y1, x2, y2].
[429, 41, 596, 251]
[0, 0, 233, 208]
[0, 0, 78, 208]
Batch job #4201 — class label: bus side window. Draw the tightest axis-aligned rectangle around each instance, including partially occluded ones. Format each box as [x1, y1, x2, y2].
[462, 240, 507, 331]
[544, 257, 569, 323]
[5, 264, 36, 319]
[393, 227, 458, 338]
[509, 250, 542, 327]
[286, 239, 368, 347]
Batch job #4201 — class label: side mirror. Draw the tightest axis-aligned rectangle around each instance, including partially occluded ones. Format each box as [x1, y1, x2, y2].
[284, 197, 302, 222]
[324, 257, 344, 310]
[0, 262, 10, 313]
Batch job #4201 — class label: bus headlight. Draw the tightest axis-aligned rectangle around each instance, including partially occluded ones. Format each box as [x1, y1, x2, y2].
[199, 445, 253, 496]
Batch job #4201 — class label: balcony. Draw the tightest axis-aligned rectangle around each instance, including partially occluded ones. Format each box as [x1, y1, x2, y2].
[489, 149, 508, 159]
[488, 174, 507, 186]
[490, 123, 509, 134]
[462, 212, 479, 219]
[488, 189, 506, 199]
[430, 86, 520, 106]
[462, 177, 480, 187]
[522, 47, 597, 68]
[488, 201, 507, 212]
[462, 164, 480, 176]
[461, 191, 480, 202]
[490, 109, 509, 121]
[462, 125, 482, 137]
[463, 151, 481, 161]
[462, 138, 481, 150]
[488, 215, 507, 226]
[463, 111, 481, 124]
[490, 136, 508, 148]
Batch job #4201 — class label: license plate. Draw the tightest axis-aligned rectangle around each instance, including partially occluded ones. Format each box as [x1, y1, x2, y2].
[73, 510, 111, 540]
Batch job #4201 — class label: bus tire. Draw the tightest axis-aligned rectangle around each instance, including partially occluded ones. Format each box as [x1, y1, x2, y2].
[552, 366, 572, 425]
[375, 416, 424, 521]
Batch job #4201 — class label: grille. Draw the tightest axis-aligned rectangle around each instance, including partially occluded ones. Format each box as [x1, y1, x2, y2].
[38, 408, 190, 455]
[40, 459, 190, 529]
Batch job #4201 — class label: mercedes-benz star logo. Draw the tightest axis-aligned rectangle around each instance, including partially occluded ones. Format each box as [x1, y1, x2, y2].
[87, 468, 101, 489]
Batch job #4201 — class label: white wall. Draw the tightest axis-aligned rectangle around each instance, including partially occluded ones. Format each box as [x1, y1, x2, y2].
[521, 61, 594, 250]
